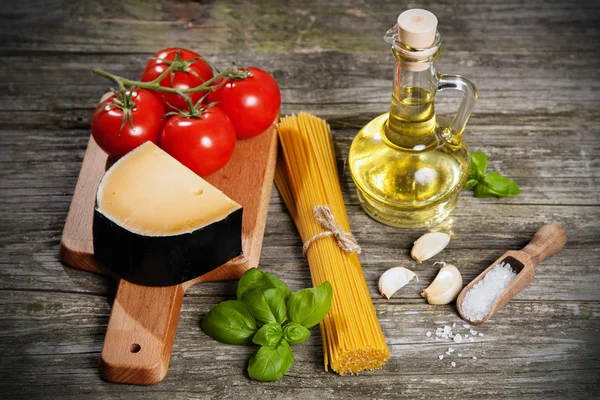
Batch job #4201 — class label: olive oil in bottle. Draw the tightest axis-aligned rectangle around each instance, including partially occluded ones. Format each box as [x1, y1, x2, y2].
[349, 9, 477, 228]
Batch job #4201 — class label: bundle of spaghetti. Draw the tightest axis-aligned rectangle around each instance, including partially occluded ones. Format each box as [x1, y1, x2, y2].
[275, 112, 389, 375]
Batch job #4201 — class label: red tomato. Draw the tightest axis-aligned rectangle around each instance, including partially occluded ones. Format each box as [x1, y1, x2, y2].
[91, 89, 165, 158]
[160, 107, 236, 177]
[208, 67, 280, 139]
[141, 48, 214, 111]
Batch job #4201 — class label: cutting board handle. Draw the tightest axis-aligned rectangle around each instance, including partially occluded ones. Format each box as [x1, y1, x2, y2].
[522, 224, 567, 266]
[99, 280, 185, 385]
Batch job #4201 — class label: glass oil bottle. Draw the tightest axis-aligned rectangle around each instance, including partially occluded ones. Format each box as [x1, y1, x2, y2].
[349, 9, 478, 228]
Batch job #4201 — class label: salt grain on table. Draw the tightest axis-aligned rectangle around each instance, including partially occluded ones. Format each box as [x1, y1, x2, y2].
[428, 323, 486, 365]
[461, 262, 517, 321]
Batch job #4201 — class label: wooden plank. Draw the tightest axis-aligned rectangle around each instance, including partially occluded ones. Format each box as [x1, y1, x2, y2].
[0, 0, 598, 53]
[1, 52, 599, 117]
[0, 291, 598, 399]
[1, 123, 599, 207]
[1, 179, 600, 302]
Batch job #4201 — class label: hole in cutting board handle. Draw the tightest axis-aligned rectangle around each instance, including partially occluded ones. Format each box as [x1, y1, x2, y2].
[130, 343, 141, 353]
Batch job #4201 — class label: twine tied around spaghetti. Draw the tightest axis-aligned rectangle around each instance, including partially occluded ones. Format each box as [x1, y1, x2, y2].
[302, 205, 362, 256]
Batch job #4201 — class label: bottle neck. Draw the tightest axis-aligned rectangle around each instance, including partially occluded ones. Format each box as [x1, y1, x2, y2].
[384, 57, 438, 149]
[381, 29, 442, 150]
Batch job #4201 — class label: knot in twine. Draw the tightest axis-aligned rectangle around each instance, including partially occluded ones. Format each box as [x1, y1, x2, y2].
[302, 205, 361, 256]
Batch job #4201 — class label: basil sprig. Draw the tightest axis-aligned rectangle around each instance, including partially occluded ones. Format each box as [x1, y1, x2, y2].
[465, 151, 521, 198]
[201, 268, 333, 382]
[200, 300, 256, 345]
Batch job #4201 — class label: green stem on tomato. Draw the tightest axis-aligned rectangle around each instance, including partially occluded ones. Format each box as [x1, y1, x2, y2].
[149, 62, 177, 85]
[92, 67, 246, 96]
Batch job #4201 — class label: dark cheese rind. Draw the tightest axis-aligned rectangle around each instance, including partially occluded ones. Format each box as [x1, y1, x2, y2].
[93, 208, 243, 286]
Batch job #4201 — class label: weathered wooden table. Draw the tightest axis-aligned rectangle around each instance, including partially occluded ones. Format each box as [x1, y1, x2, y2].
[1, 0, 599, 398]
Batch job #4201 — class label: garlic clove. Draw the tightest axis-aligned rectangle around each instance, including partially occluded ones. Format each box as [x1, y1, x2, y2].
[421, 262, 462, 305]
[411, 232, 451, 263]
[378, 267, 418, 299]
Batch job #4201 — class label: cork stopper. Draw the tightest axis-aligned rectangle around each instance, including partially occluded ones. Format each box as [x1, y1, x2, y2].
[397, 9, 438, 49]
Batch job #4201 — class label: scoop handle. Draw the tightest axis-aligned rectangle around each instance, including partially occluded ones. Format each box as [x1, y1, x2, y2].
[521, 224, 567, 265]
[99, 280, 185, 385]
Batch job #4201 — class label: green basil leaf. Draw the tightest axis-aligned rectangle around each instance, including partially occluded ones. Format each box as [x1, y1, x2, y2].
[236, 268, 265, 300]
[241, 287, 287, 326]
[282, 322, 311, 345]
[247, 340, 294, 382]
[237, 268, 291, 301]
[474, 172, 521, 198]
[201, 300, 257, 345]
[252, 322, 283, 347]
[263, 272, 292, 300]
[286, 281, 333, 328]
[464, 178, 479, 189]
[469, 151, 489, 180]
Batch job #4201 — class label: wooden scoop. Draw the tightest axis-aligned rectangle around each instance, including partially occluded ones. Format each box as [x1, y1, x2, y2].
[457, 224, 567, 325]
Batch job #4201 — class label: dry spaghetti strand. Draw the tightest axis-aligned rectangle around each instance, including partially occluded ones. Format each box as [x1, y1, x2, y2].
[275, 113, 390, 375]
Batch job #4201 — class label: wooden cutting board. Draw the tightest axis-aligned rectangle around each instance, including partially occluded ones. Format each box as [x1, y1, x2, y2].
[59, 126, 278, 385]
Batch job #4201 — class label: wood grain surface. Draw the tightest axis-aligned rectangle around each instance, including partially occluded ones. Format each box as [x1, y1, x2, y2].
[1, 0, 599, 398]
[59, 125, 277, 384]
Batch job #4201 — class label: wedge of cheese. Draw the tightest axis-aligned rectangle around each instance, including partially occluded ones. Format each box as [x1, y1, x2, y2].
[93, 142, 243, 286]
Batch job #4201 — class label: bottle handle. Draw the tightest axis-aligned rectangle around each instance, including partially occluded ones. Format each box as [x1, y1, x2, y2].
[437, 74, 478, 137]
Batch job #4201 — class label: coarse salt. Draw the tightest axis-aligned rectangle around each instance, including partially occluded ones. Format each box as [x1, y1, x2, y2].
[439, 355, 444, 360]
[461, 261, 517, 321]
[454, 334, 463, 343]
[472, 356, 477, 360]
[426, 331, 432, 337]
[451, 362, 456, 367]
[463, 324, 470, 329]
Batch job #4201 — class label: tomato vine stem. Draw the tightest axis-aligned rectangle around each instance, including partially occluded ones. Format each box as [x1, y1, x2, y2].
[93, 62, 250, 119]
[92, 67, 248, 98]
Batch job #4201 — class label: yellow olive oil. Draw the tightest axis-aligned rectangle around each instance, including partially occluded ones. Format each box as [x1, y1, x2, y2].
[349, 13, 477, 228]
[349, 113, 469, 228]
